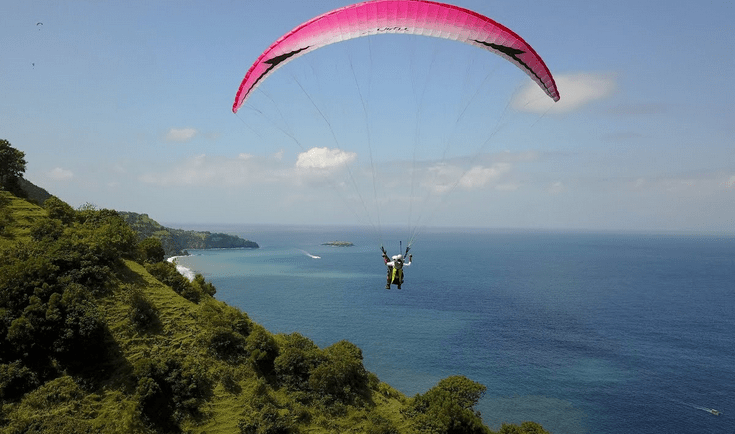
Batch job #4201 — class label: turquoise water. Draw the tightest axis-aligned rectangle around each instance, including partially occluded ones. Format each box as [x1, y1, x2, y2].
[174, 226, 735, 434]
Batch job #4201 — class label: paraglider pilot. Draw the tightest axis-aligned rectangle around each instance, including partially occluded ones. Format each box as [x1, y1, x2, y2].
[382, 246, 412, 289]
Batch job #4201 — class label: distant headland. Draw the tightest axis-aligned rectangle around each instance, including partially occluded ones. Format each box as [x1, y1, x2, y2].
[119, 211, 259, 257]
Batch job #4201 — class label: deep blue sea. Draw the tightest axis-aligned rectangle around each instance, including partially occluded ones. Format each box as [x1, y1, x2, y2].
[173, 225, 735, 434]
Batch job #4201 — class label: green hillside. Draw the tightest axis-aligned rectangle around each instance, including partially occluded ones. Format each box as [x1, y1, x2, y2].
[0, 193, 550, 434]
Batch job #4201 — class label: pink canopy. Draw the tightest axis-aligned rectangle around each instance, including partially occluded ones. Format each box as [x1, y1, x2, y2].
[233, 0, 559, 113]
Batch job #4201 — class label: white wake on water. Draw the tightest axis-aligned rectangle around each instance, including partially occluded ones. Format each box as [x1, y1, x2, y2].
[167, 256, 196, 281]
[672, 400, 721, 416]
[297, 249, 321, 259]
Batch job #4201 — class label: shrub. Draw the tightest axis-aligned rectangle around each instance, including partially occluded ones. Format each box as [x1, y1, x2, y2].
[133, 356, 212, 431]
[52, 284, 109, 370]
[127, 287, 159, 332]
[246, 326, 279, 375]
[307, 340, 369, 404]
[43, 196, 75, 225]
[138, 237, 165, 263]
[0, 361, 40, 401]
[194, 273, 216, 297]
[407, 375, 490, 434]
[238, 402, 293, 434]
[274, 333, 324, 391]
[497, 422, 551, 434]
[29, 217, 63, 241]
[366, 415, 400, 434]
[146, 261, 202, 303]
[197, 303, 251, 336]
[1, 274, 109, 375]
[51, 238, 113, 292]
[219, 367, 242, 394]
[208, 326, 248, 362]
[88, 212, 139, 261]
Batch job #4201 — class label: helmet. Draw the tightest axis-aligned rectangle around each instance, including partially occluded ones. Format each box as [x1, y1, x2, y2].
[395, 254, 403, 260]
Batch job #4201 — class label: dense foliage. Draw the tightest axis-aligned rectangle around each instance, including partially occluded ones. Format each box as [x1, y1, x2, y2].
[0, 183, 551, 433]
[0, 196, 226, 432]
[0, 203, 137, 396]
[0, 140, 26, 197]
[406, 376, 490, 434]
[133, 355, 213, 431]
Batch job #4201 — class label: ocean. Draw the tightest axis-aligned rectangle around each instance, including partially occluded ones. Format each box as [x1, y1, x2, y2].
[172, 225, 735, 434]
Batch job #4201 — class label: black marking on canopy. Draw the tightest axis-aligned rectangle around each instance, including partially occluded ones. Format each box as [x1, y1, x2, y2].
[249, 46, 311, 97]
[264, 46, 310, 68]
[473, 40, 551, 96]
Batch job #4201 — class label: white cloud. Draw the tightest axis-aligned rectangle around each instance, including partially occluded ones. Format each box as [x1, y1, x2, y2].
[513, 72, 617, 114]
[424, 162, 513, 194]
[424, 164, 461, 194]
[140, 149, 321, 188]
[165, 127, 198, 142]
[631, 178, 646, 190]
[140, 152, 289, 187]
[548, 181, 565, 195]
[624, 172, 735, 196]
[47, 167, 74, 181]
[295, 147, 356, 170]
[458, 164, 512, 189]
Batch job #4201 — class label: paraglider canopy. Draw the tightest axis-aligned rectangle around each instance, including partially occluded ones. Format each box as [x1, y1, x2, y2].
[233, 0, 559, 113]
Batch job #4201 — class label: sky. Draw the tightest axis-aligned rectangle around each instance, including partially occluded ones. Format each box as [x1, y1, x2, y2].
[3, 0, 734, 233]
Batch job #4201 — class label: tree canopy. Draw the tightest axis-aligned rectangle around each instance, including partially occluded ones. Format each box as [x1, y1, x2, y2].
[0, 139, 27, 195]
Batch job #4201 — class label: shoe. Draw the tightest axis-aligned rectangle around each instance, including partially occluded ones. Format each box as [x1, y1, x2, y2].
[385, 284, 390, 289]
[397, 285, 401, 290]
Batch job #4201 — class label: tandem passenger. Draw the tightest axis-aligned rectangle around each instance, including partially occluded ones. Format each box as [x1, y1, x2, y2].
[381, 247, 412, 290]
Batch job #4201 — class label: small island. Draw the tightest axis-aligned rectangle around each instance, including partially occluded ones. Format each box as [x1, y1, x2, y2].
[322, 240, 354, 247]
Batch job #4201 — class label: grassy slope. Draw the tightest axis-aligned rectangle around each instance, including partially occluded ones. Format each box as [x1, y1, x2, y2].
[121, 259, 413, 433]
[0, 196, 413, 433]
[0, 191, 48, 243]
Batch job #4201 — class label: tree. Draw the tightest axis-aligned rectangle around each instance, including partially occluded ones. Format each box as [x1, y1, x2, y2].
[0, 139, 27, 195]
[497, 422, 550, 434]
[308, 340, 369, 404]
[246, 325, 279, 375]
[139, 237, 166, 263]
[44, 196, 76, 224]
[407, 376, 491, 434]
[274, 333, 324, 390]
[29, 217, 64, 241]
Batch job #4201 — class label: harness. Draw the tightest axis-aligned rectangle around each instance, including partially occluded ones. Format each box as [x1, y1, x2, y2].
[391, 259, 404, 284]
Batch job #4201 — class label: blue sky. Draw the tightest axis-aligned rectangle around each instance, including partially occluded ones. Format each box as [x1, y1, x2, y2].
[3, 0, 734, 233]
